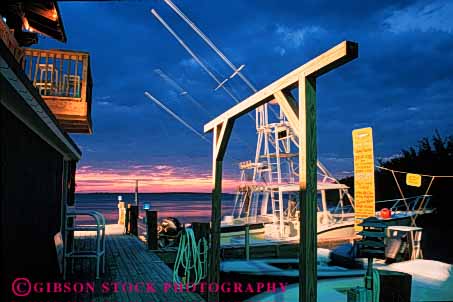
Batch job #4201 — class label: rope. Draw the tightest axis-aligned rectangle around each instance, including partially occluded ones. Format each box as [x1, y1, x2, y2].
[390, 170, 416, 227]
[375, 195, 430, 204]
[415, 176, 435, 221]
[376, 166, 453, 178]
[376, 166, 453, 225]
[173, 228, 208, 288]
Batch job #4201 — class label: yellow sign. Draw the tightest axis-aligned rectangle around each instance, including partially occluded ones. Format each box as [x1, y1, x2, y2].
[406, 173, 422, 187]
[352, 127, 376, 231]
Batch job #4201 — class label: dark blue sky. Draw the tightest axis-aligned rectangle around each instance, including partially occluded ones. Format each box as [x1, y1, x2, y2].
[38, 0, 453, 192]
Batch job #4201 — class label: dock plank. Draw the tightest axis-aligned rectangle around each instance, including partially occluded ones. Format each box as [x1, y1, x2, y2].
[68, 224, 204, 302]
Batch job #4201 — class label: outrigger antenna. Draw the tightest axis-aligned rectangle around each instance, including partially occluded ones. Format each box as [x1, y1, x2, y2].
[229, 64, 245, 79]
[214, 78, 229, 91]
[144, 91, 211, 144]
[150, 9, 256, 122]
[214, 65, 245, 91]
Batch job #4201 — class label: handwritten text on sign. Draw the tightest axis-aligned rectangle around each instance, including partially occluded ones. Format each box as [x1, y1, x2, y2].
[406, 173, 422, 187]
[352, 127, 376, 231]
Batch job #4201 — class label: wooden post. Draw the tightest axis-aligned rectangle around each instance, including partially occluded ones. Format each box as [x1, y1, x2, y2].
[146, 210, 158, 250]
[245, 224, 250, 260]
[134, 179, 139, 208]
[192, 222, 210, 244]
[129, 205, 139, 236]
[208, 120, 234, 302]
[299, 75, 318, 302]
[209, 159, 222, 300]
[125, 205, 130, 234]
[60, 160, 69, 242]
[118, 198, 126, 225]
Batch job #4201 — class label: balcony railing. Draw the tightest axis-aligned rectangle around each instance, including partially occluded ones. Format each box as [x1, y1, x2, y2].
[22, 48, 93, 134]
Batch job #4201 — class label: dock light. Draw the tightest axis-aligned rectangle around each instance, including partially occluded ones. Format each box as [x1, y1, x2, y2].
[143, 203, 150, 210]
[51, 8, 58, 21]
[22, 16, 30, 31]
[118, 195, 122, 201]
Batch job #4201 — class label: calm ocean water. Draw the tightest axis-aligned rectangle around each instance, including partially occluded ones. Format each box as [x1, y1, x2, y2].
[75, 193, 235, 224]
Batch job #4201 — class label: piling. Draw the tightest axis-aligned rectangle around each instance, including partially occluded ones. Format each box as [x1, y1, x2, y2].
[125, 205, 130, 234]
[117, 196, 126, 225]
[129, 205, 139, 236]
[245, 224, 250, 260]
[191, 222, 210, 244]
[146, 210, 158, 250]
[378, 270, 412, 302]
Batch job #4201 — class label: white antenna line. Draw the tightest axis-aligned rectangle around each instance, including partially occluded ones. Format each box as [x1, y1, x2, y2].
[153, 70, 255, 154]
[154, 68, 211, 116]
[162, 0, 279, 119]
[145, 91, 246, 163]
[163, 0, 256, 91]
[144, 91, 211, 144]
[151, 9, 255, 122]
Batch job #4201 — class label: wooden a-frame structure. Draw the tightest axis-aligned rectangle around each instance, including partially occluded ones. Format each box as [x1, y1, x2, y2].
[204, 40, 358, 302]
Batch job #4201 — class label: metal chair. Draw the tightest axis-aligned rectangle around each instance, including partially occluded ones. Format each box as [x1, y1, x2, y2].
[64, 208, 106, 279]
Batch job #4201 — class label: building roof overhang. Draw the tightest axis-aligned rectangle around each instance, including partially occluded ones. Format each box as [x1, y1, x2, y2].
[0, 1, 67, 45]
[0, 39, 81, 160]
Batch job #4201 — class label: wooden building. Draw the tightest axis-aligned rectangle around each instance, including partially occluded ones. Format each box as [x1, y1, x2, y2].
[0, 2, 92, 299]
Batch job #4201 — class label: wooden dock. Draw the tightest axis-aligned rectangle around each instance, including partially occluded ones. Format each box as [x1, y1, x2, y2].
[68, 224, 204, 302]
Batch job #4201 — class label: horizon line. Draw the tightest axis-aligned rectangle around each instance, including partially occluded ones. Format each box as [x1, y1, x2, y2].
[75, 191, 234, 194]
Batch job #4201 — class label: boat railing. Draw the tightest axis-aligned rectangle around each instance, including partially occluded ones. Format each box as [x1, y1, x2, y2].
[375, 195, 432, 212]
[329, 195, 432, 216]
[330, 204, 354, 216]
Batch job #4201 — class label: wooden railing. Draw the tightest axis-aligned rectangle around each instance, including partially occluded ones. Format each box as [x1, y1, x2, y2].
[22, 48, 93, 134]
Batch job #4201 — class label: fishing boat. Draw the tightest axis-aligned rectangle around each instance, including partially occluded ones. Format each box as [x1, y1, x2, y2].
[221, 191, 434, 245]
[217, 116, 434, 244]
[219, 120, 433, 245]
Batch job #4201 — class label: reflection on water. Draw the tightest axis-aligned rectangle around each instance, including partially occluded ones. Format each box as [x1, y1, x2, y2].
[75, 193, 235, 224]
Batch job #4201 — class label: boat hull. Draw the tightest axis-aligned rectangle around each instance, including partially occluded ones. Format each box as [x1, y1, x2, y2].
[220, 213, 416, 245]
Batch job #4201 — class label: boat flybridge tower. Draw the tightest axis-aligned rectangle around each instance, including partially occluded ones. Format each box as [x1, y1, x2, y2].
[231, 90, 355, 238]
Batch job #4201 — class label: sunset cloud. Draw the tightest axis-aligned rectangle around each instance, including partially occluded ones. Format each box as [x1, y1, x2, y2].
[75, 164, 240, 193]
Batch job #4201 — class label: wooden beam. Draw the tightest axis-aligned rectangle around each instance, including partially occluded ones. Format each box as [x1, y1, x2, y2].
[22, 48, 88, 61]
[43, 98, 87, 116]
[208, 119, 234, 302]
[299, 75, 318, 302]
[204, 40, 358, 133]
[81, 55, 88, 104]
[274, 90, 299, 134]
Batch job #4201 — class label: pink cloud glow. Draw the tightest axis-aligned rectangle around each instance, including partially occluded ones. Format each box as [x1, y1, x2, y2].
[75, 164, 240, 193]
